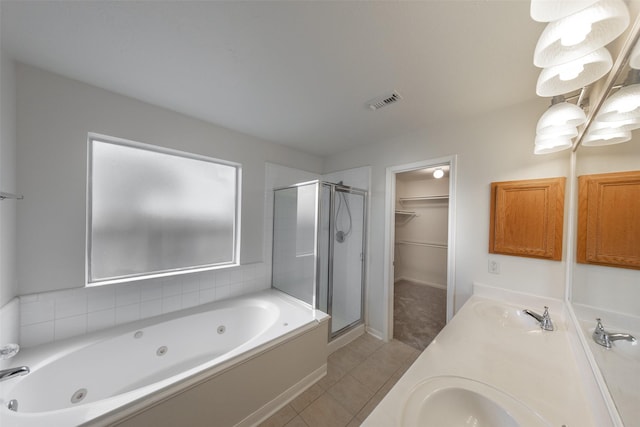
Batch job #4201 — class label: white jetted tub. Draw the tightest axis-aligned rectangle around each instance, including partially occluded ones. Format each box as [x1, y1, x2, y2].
[0, 289, 329, 427]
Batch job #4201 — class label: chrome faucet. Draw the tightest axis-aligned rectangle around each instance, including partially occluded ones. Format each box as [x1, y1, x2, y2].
[0, 366, 30, 382]
[0, 343, 30, 382]
[593, 318, 637, 348]
[523, 306, 554, 331]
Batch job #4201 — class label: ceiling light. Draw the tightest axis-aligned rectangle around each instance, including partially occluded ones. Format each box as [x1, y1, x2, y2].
[530, 0, 599, 22]
[534, 136, 573, 154]
[533, 0, 629, 68]
[433, 168, 444, 179]
[534, 134, 573, 152]
[596, 69, 640, 122]
[536, 96, 587, 134]
[536, 48, 612, 96]
[582, 129, 632, 146]
[537, 124, 579, 138]
[590, 116, 640, 133]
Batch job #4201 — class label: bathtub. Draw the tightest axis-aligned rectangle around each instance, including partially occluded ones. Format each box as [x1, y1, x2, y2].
[0, 289, 329, 427]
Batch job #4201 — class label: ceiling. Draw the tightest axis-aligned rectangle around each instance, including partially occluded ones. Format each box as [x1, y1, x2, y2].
[1, 1, 545, 157]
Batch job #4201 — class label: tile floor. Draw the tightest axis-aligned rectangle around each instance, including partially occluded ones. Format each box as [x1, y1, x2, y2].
[258, 333, 420, 427]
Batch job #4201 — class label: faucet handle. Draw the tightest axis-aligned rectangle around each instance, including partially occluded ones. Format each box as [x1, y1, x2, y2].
[0, 344, 20, 360]
[541, 306, 554, 331]
[593, 318, 611, 348]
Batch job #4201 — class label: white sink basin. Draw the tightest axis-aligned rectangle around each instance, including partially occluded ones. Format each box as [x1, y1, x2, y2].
[402, 376, 550, 427]
[472, 300, 542, 331]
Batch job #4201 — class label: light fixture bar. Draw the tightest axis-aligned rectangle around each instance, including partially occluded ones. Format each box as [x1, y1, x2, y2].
[573, 13, 640, 151]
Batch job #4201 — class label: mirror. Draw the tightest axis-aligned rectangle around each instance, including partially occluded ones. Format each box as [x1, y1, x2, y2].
[570, 4, 640, 426]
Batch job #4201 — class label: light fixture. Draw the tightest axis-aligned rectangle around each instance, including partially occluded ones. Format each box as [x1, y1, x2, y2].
[582, 117, 637, 146]
[536, 95, 586, 135]
[533, 0, 629, 68]
[530, 0, 599, 23]
[596, 69, 640, 122]
[433, 168, 444, 179]
[582, 129, 632, 145]
[536, 47, 612, 96]
[534, 135, 573, 154]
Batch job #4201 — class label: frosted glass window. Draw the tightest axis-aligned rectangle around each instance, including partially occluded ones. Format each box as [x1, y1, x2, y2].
[88, 136, 240, 285]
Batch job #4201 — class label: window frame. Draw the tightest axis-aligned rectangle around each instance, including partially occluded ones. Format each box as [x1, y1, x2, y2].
[86, 133, 242, 287]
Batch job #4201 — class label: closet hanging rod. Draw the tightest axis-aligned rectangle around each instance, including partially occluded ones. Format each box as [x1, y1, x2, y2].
[398, 240, 447, 249]
[0, 192, 24, 201]
[399, 195, 448, 202]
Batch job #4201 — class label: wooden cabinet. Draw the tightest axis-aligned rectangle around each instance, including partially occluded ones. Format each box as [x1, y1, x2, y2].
[489, 177, 565, 260]
[577, 170, 640, 270]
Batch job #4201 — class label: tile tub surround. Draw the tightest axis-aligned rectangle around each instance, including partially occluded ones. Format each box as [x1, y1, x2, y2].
[17, 263, 269, 348]
[362, 292, 611, 427]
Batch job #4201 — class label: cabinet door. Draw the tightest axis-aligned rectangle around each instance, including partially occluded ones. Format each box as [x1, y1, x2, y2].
[489, 177, 565, 260]
[578, 170, 640, 269]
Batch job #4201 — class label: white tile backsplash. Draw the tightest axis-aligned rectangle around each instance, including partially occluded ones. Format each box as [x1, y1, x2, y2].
[0, 298, 20, 351]
[21, 299, 55, 325]
[115, 303, 140, 325]
[55, 314, 87, 341]
[20, 321, 54, 347]
[87, 308, 115, 332]
[17, 262, 269, 348]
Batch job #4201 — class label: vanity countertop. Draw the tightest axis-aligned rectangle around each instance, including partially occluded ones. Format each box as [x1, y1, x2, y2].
[362, 287, 609, 427]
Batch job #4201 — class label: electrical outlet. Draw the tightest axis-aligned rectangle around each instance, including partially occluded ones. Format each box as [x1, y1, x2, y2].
[488, 260, 500, 274]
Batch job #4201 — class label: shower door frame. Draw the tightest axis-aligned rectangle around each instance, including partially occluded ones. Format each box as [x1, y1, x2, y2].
[319, 182, 368, 340]
[270, 180, 368, 341]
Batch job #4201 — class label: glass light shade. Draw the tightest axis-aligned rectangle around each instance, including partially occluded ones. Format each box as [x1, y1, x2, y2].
[433, 168, 444, 179]
[582, 129, 632, 145]
[530, 0, 598, 22]
[536, 101, 586, 133]
[535, 134, 573, 148]
[534, 138, 573, 154]
[596, 84, 640, 122]
[533, 0, 629, 68]
[536, 48, 612, 96]
[537, 124, 579, 138]
[590, 116, 640, 133]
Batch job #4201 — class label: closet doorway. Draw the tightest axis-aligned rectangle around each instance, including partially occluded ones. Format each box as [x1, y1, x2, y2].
[384, 156, 456, 350]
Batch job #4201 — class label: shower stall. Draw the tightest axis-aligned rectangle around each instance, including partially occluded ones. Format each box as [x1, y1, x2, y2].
[271, 180, 367, 340]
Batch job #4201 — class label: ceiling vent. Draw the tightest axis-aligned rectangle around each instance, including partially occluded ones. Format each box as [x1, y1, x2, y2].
[367, 91, 402, 111]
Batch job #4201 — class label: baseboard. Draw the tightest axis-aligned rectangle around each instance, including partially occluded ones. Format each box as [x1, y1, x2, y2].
[327, 324, 364, 354]
[237, 364, 327, 427]
[365, 326, 385, 341]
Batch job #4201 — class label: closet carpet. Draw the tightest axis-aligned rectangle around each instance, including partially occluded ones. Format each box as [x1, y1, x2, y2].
[393, 279, 446, 351]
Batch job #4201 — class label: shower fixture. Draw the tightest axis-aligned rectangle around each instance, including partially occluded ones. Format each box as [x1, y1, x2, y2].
[335, 183, 353, 243]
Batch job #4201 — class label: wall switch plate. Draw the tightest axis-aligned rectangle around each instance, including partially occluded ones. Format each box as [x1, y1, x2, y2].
[488, 260, 500, 274]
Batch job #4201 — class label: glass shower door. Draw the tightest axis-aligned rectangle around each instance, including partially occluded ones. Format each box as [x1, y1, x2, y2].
[320, 184, 366, 337]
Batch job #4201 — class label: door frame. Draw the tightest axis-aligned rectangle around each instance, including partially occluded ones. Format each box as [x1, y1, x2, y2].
[382, 155, 457, 341]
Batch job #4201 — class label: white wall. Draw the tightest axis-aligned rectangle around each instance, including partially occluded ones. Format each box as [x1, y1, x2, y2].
[323, 98, 570, 336]
[0, 50, 17, 308]
[15, 64, 323, 296]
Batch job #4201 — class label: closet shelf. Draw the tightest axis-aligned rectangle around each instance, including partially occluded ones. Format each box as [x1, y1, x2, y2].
[399, 195, 448, 206]
[397, 240, 447, 249]
[395, 210, 417, 225]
